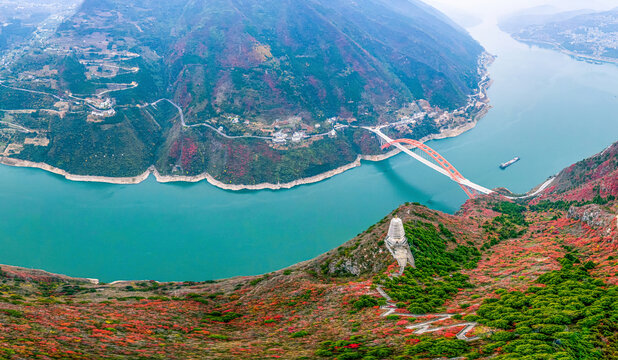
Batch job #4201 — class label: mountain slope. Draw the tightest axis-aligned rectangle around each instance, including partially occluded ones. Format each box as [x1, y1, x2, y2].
[1, 142, 616, 359]
[0, 0, 490, 184]
[62, 0, 483, 115]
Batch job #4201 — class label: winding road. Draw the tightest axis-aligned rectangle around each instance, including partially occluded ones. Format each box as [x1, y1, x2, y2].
[97, 82, 139, 96]
[507, 176, 555, 200]
[376, 286, 480, 341]
[150, 98, 273, 139]
[0, 120, 34, 133]
[0, 83, 66, 102]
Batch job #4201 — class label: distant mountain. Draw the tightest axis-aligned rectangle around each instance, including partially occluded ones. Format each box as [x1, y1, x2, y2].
[500, 7, 618, 64]
[426, 1, 482, 29]
[0, 0, 490, 185]
[498, 6, 595, 33]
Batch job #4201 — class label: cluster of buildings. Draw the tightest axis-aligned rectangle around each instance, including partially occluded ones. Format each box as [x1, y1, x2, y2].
[560, 25, 618, 59]
[91, 108, 116, 118]
[272, 130, 308, 144]
[89, 97, 116, 118]
[271, 119, 345, 145]
[86, 97, 113, 109]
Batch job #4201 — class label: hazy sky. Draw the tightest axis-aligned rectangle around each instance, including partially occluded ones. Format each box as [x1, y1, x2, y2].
[425, 0, 617, 21]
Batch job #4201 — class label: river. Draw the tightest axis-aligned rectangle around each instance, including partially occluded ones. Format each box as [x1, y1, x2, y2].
[1, 21, 617, 282]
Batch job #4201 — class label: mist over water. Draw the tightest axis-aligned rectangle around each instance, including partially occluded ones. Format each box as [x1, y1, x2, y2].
[1, 13, 618, 282]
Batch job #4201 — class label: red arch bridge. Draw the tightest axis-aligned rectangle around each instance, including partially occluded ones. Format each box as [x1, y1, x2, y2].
[364, 127, 494, 198]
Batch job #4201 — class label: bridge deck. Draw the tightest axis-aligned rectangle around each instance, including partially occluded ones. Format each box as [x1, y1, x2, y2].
[364, 127, 493, 195]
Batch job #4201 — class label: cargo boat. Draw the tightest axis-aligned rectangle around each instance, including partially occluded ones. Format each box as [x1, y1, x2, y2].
[500, 156, 520, 169]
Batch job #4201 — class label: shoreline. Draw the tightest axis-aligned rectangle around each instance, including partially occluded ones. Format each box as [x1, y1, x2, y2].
[0, 59, 493, 191]
[0, 112, 487, 191]
[513, 37, 618, 65]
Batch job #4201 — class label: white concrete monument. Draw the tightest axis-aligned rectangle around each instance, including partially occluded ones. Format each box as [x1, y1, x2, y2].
[385, 217, 415, 276]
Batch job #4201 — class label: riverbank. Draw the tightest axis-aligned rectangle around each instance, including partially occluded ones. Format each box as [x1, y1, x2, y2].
[155, 109, 488, 190]
[0, 98, 492, 190]
[512, 37, 618, 65]
[0, 110, 489, 190]
[0, 59, 493, 190]
[0, 157, 152, 184]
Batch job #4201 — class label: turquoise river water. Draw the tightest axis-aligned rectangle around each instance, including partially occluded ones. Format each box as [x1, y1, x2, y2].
[1, 21, 618, 282]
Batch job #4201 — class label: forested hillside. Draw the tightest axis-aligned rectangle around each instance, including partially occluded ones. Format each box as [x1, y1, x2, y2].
[0, 0, 490, 184]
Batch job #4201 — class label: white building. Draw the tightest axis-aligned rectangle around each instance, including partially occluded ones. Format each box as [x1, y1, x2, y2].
[87, 97, 113, 110]
[291, 131, 306, 142]
[273, 131, 288, 144]
[91, 108, 116, 117]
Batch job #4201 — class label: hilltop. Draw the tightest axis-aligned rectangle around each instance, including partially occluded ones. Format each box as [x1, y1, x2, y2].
[1, 141, 617, 359]
[0, 0, 490, 186]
